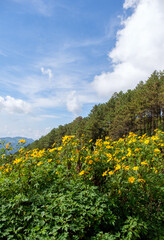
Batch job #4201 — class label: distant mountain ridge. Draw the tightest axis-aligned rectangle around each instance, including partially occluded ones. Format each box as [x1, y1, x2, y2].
[0, 137, 34, 154]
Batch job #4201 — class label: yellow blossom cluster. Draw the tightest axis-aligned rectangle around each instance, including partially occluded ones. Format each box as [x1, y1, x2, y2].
[0, 130, 163, 195]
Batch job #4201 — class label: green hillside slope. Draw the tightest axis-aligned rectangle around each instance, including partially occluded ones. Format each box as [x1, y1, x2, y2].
[28, 70, 164, 150]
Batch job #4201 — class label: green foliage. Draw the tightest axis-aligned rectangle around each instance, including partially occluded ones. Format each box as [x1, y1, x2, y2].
[0, 130, 163, 239]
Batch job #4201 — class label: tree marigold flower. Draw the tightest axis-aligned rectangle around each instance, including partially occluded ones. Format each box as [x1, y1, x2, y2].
[18, 139, 26, 144]
[128, 177, 135, 183]
[134, 148, 140, 152]
[114, 164, 121, 171]
[102, 171, 108, 177]
[133, 166, 139, 171]
[154, 149, 160, 153]
[6, 143, 10, 149]
[138, 179, 145, 183]
[37, 161, 43, 166]
[124, 166, 130, 171]
[49, 148, 56, 153]
[141, 161, 149, 166]
[13, 158, 22, 164]
[79, 170, 85, 176]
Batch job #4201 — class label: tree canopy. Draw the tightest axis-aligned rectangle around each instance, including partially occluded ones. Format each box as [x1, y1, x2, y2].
[28, 70, 164, 150]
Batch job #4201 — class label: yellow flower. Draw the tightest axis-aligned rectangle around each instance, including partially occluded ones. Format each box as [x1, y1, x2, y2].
[118, 138, 124, 142]
[134, 148, 140, 152]
[13, 158, 22, 164]
[141, 161, 149, 166]
[6, 143, 10, 149]
[114, 164, 121, 171]
[62, 135, 70, 142]
[128, 177, 135, 183]
[79, 170, 85, 176]
[133, 166, 139, 171]
[106, 145, 113, 149]
[18, 139, 26, 144]
[144, 140, 149, 144]
[37, 161, 43, 166]
[49, 148, 56, 152]
[105, 136, 110, 140]
[138, 179, 145, 183]
[88, 160, 93, 165]
[109, 171, 114, 175]
[106, 153, 112, 162]
[48, 159, 52, 163]
[126, 148, 132, 157]
[124, 166, 130, 171]
[102, 170, 108, 177]
[19, 148, 24, 153]
[154, 149, 160, 153]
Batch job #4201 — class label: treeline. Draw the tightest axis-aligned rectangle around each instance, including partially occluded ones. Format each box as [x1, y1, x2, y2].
[28, 70, 164, 150]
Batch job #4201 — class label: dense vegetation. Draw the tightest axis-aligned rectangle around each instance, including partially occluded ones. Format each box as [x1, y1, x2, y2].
[0, 70, 163, 239]
[28, 70, 164, 150]
[0, 131, 163, 239]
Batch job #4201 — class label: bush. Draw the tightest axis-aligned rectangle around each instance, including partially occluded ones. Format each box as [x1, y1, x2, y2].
[0, 131, 163, 239]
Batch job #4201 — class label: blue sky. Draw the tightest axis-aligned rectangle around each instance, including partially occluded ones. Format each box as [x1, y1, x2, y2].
[0, 0, 163, 139]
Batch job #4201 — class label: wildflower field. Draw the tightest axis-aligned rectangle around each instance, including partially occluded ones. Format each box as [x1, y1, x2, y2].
[0, 130, 163, 239]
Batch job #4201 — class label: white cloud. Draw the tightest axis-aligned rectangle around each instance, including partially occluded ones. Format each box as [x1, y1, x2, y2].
[41, 67, 53, 79]
[66, 91, 82, 116]
[0, 96, 31, 114]
[123, 0, 139, 9]
[33, 95, 64, 108]
[92, 0, 164, 96]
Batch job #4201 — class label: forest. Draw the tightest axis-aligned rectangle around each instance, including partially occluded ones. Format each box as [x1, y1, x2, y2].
[28, 70, 164, 150]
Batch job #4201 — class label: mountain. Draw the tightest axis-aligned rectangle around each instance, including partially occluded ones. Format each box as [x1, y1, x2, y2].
[0, 137, 34, 154]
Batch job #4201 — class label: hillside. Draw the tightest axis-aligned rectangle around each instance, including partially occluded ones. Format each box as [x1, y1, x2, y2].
[0, 129, 163, 239]
[0, 70, 163, 240]
[28, 70, 164, 150]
